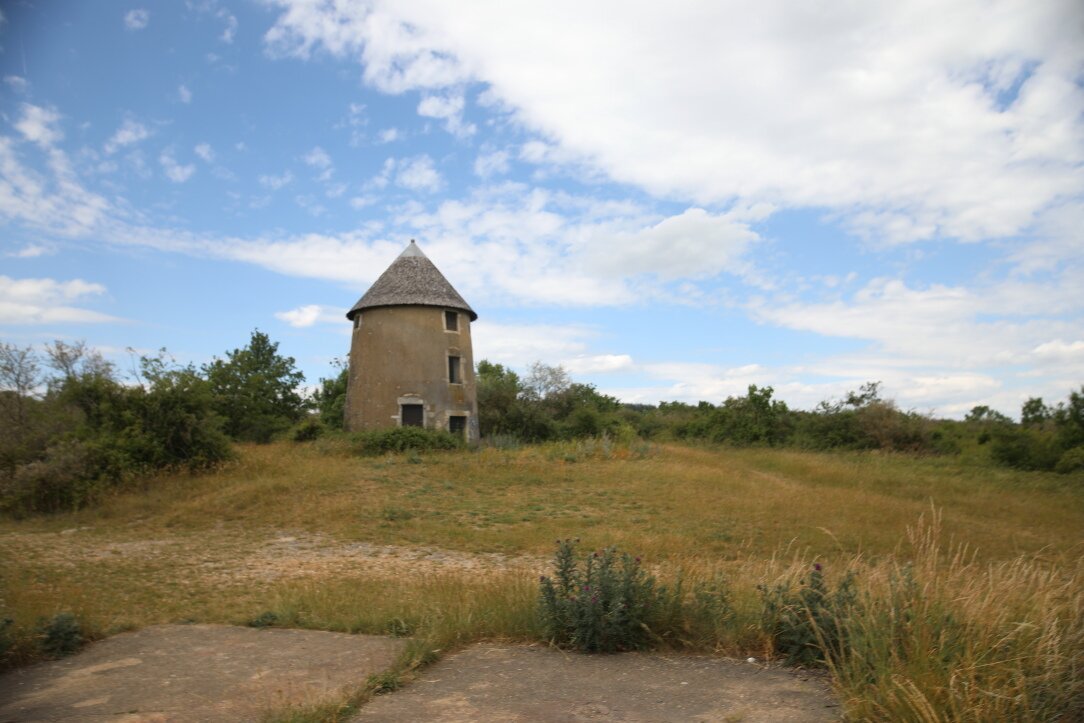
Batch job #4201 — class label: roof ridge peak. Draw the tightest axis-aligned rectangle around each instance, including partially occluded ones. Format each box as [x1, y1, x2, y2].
[398, 239, 427, 258]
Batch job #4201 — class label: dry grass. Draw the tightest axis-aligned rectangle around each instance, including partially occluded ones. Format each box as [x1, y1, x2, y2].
[2, 438, 1082, 720]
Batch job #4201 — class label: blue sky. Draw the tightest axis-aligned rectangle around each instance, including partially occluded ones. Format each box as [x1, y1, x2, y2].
[1, 0, 1081, 417]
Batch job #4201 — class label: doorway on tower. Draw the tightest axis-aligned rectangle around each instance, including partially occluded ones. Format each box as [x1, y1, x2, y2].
[401, 403, 424, 427]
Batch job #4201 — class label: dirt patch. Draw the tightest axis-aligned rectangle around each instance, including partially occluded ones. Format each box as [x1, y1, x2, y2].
[0, 624, 406, 722]
[1, 529, 544, 587]
[354, 644, 839, 722]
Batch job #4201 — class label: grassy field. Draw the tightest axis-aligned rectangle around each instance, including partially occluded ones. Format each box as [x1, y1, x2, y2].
[2, 438, 1082, 721]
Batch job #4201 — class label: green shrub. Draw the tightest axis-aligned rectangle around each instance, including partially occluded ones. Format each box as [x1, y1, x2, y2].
[291, 418, 325, 442]
[246, 611, 279, 628]
[312, 362, 348, 430]
[354, 426, 462, 455]
[760, 563, 859, 667]
[1054, 446, 1084, 474]
[539, 539, 676, 652]
[4, 439, 96, 515]
[38, 612, 84, 658]
[204, 330, 307, 443]
[990, 428, 1062, 470]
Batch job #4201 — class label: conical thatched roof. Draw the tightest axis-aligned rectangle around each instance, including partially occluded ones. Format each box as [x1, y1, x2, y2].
[346, 240, 477, 321]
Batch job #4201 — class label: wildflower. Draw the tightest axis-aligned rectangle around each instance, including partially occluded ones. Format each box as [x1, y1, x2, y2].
[583, 585, 590, 591]
[539, 575, 546, 582]
[814, 563, 822, 571]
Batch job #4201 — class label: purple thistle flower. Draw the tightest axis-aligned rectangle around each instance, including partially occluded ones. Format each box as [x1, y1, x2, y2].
[814, 563, 823, 572]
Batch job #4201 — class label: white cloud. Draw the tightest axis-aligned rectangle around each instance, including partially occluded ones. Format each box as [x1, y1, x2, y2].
[1031, 339, 1084, 364]
[378, 128, 400, 143]
[473, 149, 509, 178]
[3, 76, 28, 93]
[294, 194, 327, 217]
[264, 0, 1084, 244]
[747, 271, 1084, 402]
[104, 119, 151, 154]
[124, 9, 149, 31]
[15, 104, 63, 148]
[275, 304, 346, 327]
[302, 146, 334, 181]
[194, 142, 215, 162]
[0, 137, 111, 236]
[221, 12, 238, 43]
[417, 92, 475, 137]
[584, 207, 758, 280]
[0, 275, 120, 324]
[472, 321, 594, 367]
[6, 244, 52, 258]
[178, 84, 193, 104]
[394, 155, 442, 192]
[159, 150, 195, 183]
[564, 354, 634, 374]
[303, 146, 332, 169]
[259, 171, 293, 190]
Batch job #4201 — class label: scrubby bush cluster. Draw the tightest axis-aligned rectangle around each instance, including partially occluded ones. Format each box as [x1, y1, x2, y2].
[354, 426, 463, 455]
[479, 360, 1081, 474]
[985, 390, 1084, 472]
[477, 361, 633, 442]
[0, 330, 308, 515]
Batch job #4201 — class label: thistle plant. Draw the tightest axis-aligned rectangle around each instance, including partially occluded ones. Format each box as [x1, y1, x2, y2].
[539, 538, 669, 652]
[760, 562, 859, 667]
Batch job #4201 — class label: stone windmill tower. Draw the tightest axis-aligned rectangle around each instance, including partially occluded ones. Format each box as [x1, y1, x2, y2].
[344, 240, 479, 441]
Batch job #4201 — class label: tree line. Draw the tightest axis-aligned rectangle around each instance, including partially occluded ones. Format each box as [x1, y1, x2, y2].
[0, 331, 307, 515]
[2, 331, 1081, 515]
[474, 364, 1084, 474]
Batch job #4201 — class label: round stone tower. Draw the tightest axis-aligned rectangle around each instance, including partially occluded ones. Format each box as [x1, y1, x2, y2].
[344, 240, 479, 442]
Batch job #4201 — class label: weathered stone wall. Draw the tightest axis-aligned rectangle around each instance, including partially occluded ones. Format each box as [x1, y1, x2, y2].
[344, 305, 478, 442]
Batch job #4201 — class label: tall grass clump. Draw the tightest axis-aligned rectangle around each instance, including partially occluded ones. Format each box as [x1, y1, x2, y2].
[817, 512, 1084, 721]
[760, 563, 859, 667]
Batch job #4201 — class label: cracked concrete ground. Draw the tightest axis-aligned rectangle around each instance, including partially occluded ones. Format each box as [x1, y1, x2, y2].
[0, 625, 406, 722]
[354, 643, 839, 722]
[0, 628, 838, 723]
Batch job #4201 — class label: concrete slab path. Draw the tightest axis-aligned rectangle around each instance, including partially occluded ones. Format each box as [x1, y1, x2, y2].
[0, 624, 406, 722]
[354, 644, 839, 722]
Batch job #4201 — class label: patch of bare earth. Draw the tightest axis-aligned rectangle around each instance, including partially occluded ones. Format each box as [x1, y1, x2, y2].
[1, 528, 545, 587]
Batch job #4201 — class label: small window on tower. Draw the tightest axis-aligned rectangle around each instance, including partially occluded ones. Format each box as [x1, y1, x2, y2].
[353, 315, 361, 330]
[401, 404, 423, 427]
[448, 355, 461, 384]
[444, 310, 458, 331]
